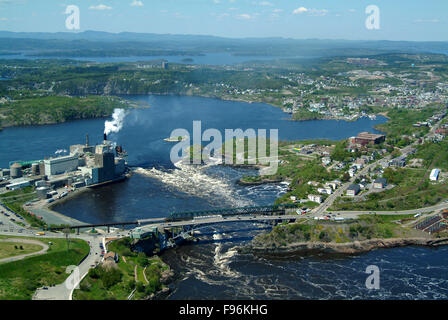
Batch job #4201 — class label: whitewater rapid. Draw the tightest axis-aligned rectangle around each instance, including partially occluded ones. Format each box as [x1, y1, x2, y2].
[134, 161, 254, 208]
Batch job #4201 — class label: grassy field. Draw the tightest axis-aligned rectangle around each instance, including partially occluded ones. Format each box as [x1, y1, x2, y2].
[0, 241, 44, 260]
[0, 237, 89, 300]
[74, 238, 170, 300]
[374, 107, 438, 142]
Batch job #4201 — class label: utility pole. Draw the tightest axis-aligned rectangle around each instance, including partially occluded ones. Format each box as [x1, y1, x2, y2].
[63, 228, 71, 250]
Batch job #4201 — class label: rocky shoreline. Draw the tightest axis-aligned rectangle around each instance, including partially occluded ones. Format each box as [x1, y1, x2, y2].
[237, 177, 283, 186]
[240, 237, 448, 256]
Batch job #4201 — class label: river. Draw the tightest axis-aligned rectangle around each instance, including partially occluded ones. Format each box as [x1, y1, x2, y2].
[0, 53, 312, 65]
[1, 95, 447, 299]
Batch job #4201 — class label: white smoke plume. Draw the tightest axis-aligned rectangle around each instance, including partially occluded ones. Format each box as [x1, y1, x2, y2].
[104, 108, 127, 136]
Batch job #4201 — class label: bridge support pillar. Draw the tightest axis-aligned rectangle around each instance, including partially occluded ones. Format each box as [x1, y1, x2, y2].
[77, 228, 80, 235]
[107, 226, 110, 234]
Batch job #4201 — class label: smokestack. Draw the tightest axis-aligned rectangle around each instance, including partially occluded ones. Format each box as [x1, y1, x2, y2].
[104, 133, 107, 141]
[86, 134, 89, 147]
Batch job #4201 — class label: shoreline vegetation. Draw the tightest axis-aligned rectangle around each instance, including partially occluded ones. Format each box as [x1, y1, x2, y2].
[240, 214, 448, 256]
[74, 237, 174, 301]
[0, 95, 150, 129]
[241, 237, 448, 256]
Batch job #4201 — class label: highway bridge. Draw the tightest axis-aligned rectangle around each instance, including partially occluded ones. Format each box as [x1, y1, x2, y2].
[132, 213, 300, 249]
[48, 204, 300, 241]
[139, 203, 299, 224]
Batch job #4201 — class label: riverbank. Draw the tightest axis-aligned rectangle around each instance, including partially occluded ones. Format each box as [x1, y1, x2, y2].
[0, 96, 150, 128]
[241, 237, 448, 257]
[74, 237, 175, 300]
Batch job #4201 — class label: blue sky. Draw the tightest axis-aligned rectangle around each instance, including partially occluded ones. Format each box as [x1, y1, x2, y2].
[1, 0, 447, 41]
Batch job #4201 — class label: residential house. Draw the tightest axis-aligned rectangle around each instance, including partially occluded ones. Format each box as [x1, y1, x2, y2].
[346, 184, 361, 196]
[308, 194, 323, 204]
[373, 178, 388, 189]
[104, 251, 119, 263]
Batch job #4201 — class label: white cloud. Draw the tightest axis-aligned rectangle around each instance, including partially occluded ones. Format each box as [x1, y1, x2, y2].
[273, 9, 283, 13]
[293, 7, 328, 16]
[293, 7, 308, 14]
[89, 4, 112, 11]
[130, 0, 144, 7]
[308, 9, 328, 16]
[237, 13, 252, 20]
[258, 1, 273, 6]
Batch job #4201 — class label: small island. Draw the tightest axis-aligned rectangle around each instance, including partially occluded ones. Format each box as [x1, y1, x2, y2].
[164, 136, 188, 142]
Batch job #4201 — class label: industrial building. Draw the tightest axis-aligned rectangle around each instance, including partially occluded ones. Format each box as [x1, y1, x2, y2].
[352, 132, 386, 146]
[44, 155, 79, 177]
[6, 178, 31, 191]
[0, 133, 128, 194]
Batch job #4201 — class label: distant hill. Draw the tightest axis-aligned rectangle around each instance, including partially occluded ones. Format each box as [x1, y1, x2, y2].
[0, 31, 447, 58]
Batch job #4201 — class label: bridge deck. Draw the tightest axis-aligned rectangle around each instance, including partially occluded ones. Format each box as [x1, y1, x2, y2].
[137, 214, 300, 234]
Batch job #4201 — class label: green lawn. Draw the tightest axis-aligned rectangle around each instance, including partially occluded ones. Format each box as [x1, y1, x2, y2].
[0, 241, 44, 260]
[0, 237, 89, 300]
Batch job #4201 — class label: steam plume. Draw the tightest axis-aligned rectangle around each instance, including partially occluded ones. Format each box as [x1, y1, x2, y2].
[104, 108, 127, 136]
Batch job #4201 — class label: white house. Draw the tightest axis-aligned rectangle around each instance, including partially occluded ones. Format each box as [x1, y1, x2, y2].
[430, 169, 440, 181]
[308, 194, 323, 204]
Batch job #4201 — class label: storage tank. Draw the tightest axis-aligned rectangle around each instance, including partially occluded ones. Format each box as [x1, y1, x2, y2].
[10, 163, 22, 179]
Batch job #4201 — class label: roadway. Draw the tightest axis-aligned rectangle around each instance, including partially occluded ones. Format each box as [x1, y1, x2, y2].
[138, 214, 301, 232]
